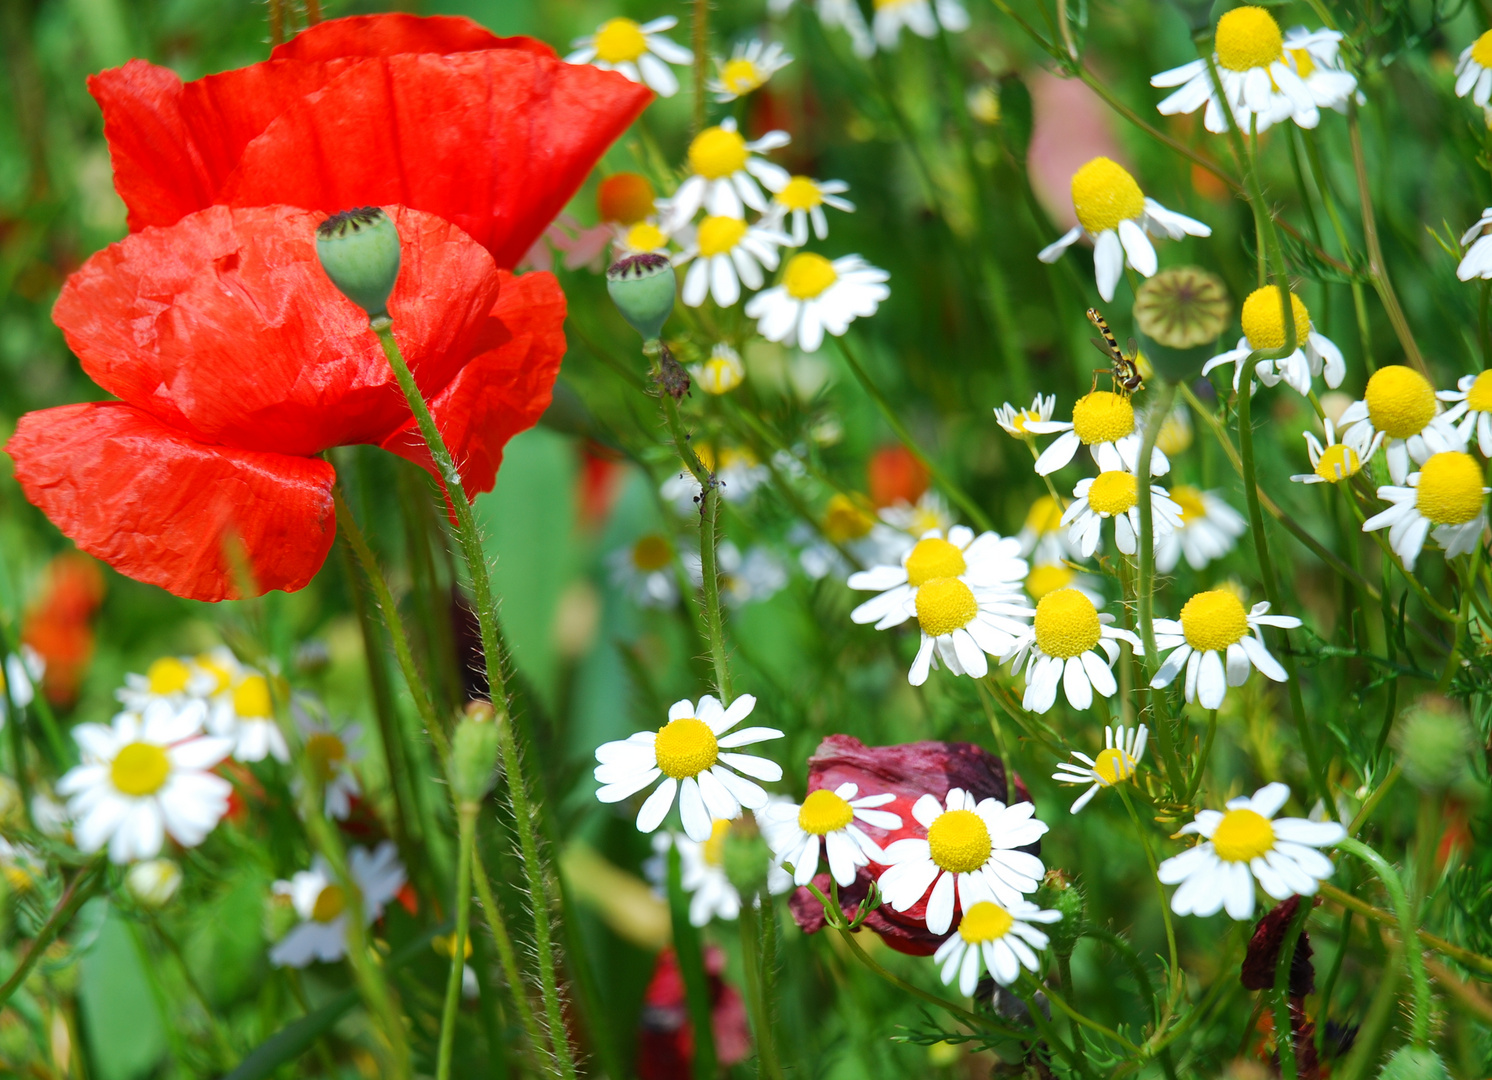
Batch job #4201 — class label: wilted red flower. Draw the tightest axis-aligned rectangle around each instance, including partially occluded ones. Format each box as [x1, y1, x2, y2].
[638, 945, 750, 1080]
[867, 445, 929, 508]
[21, 553, 105, 707]
[786, 734, 1031, 956]
[6, 205, 564, 601]
[90, 14, 652, 269]
[1240, 894, 1315, 995]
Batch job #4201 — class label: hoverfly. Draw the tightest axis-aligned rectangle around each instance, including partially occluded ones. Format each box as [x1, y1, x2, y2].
[1086, 307, 1144, 397]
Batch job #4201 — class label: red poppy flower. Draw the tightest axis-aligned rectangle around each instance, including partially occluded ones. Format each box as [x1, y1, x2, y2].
[90, 13, 652, 268]
[637, 946, 750, 1079]
[6, 204, 564, 602]
[786, 734, 1032, 956]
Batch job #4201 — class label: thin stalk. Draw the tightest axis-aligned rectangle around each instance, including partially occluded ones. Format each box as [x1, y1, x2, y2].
[1336, 837, 1431, 1045]
[738, 897, 783, 1080]
[1033, 974, 1141, 1053]
[436, 804, 477, 1080]
[472, 846, 550, 1067]
[667, 846, 717, 1079]
[0, 856, 104, 1007]
[1301, 131, 1376, 370]
[1272, 897, 1311, 1080]
[1116, 785, 1180, 1010]
[1184, 710, 1219, 803]
[1315, 906, 1353, 1059]
[267, 0, 284, 46]
[1018, 974, 1096, 1079]
[691, 0, 707, 133]
[146, 911, 237, 1065]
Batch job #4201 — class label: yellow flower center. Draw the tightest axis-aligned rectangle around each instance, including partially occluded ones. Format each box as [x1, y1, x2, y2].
[688, 126, 750, 180]
[697, 215, 748, 258]
[1026, 563, 1074, 601]
[958, 900, 1015, 943]
[1214, 6, 1284, 72]
[1024, 495, 1064, 535]
[1364, 365, 1438, 439]
[1473, 29, 1492, 68]
[311, 883, 347, 923]
[233, 674, 272, 718]
[1468, 370, 1492, 413]
[698, 352, 744, 394]
[654, 716, 719, 779]
[593, 17, 648, 63]
[1094, 746, 1136, 785]
[783, 252, 839, 300]
[775, 176, 824, 211]
[1212, 807, 1275, 862]
[195, 655, 234, 695]
[147, 657, 191, 696]
[927, 809, 992, 873]
[631, 535, 673, 572]
[1289, 47, 1316, 78]
[1180, 589, 1250, 652]
[1071, 391, 1136, 445]
[1314, 443, 1361, 482]
[823, 494, 876, 542]
[1086, 471, 1139, 516]
[905, 537, 967, 586]
[798, 788, 855, 835]
[1157, 410, 1193, 456]
[1069, 157, 1146, 235]
[915, 577, 979, 637]
[1415, 451, 1485, 526]
[111, 742, 171, 797]
[625, 222, 667, 252]
[434, 931, 474, 960]
[1034, 588, 1102, 659]
[703, 818, 731, 866]
[721, 57, 765, 95]
[305, 732, 348, 783]
[1239, 287, 1311, 352]
[1170, 485, 1206, 525]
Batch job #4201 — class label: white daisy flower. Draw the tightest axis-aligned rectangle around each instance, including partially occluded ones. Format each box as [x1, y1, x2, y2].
[1037, 157, 1211, 302]
[745, 252, 889, 352]
[57, 702, 232, 863]
[1024, 562, 1105, 607]
[116, 655, 199, 713]
[770, 0, 875, 56]
[269, 842, 407, 967]
[1, 645, 42, 728]
[685, 542, 790, 608]
[1016, 494, 1078, 565]
[1151, 400, 1195, 457]
[1456, 31, 1492, 108]
[608, 534, 678, 609]
[1151, 6, 1322, 134]
[879, 491, 955, 538]
[1151, 591, 1301, 710]
[1002, 589, 1141, 714]
[294, 704, 363, 821]
[674, 216, 788, 308]
[933, 898, 1062, 994]
[995, 394, 1057, 439]
[1201, 287, 1345, 397]
[878, 788, 1048, 935]
[762, 175, 854, 246]
[566, 16, 693, 97]
[1052, 724, 1148, 814]
[847, 526, 1027, 630]
[1155, 486, 1246, 573]
[0, 836, 46, 893]
[691, 343, 747, 395]
[1282, 27, 1360, 114]
[1362, 429, 1489, 571]
[1338, 364, 1453, 484]
[593, 694, 783, 843]
[1027, 391, 1171, 477]
[1291, 417, 1383, 485]
[1157, 782, 1345, 920]
[613, 215, 676, 258]
[1457, 209, 1492, 281]
[1438, 371, 1492, 455]
[709, 39, 792, 102]
[661, 445, 770, 512]
[795, 498, 914, 580]
[649, 820, 793, 926]
[1062, 469, 1185, 558]
[758, 782, 902, 886]
[667, 118, 791, 228]
[871, 0, 969, 52]
[207, 670, 289, 764]
[907, 570, 1033, 687]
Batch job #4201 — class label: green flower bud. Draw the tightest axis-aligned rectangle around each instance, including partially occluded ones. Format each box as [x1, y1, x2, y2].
[1377, 1046, 1450, 1080]
[315, 207, 402, 318]
[451, 701, 501, 804]
[126, 858, 183, 908]
[722, 830, 774, 898]
[1394, 694, 1476, 792]
[607, 253, 676, 341]
[1033, 868, 1085, 958]
[1133, 266, 1231, 383]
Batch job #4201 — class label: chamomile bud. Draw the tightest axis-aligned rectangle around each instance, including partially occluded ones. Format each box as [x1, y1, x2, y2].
[315, 207, 402, 318]
[1133, 266, 1231, 382]
[126, 858, 183, 908]
[1033, 868, 1084, 958]
[451, 700, 501, 804]
[607, 253, 676, 341]
[1393, 695, 1477, 792]
[1378, 1047, 1450, 1080]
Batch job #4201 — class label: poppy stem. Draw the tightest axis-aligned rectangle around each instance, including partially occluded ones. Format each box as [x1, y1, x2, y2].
[371, 317, 580, 1080]
[435, 803, 476, 1080]
[471, 837, 551, 1069]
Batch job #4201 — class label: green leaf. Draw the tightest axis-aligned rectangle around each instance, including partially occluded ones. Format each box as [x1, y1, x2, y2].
[78, 905, 166, 1080]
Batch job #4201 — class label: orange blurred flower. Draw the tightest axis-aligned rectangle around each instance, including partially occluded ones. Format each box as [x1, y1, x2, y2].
[21, 553, 104, 707]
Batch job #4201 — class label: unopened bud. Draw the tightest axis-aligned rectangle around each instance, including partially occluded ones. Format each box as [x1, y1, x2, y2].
[126, 859, 182, 908]
[1033, 868, 1084, 958]
[316, 207, 402, 318]
[1394, 694, 1476, 792]
[1133, 266, 1231, 383]
[607, 254, 676, 341]
[1377, 1047, 1450, 1080]
[451, 702, 501, 804]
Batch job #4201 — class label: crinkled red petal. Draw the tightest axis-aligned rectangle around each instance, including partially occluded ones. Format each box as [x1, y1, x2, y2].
[269, 13, 555, 62]
[5, 403, 335, 602]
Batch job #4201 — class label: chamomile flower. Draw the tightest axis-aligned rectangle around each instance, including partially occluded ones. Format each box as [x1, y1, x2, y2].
[613, 214, 676, 258]
[208, 671, 289, 764]
[0, 646, 41, 728]
[58, 703, 232, 863]
[566, 16, 693, 97]
[878, 788, 1048, 934]
[1339, 365, 1452, 484]
[905, 577, 1034, 687]
[1362, 430, 1489, 570]
[1292, 417, 1382, 485]
[1062, 470, 1185, 559]
[745, 253, 889, 352]
[593, 695, 783, 844]
[1151, 6, 1322, 134]
[1438, 371, 1492, 455]
[872, 0, 970, 52]
[1151, 591, 1300, 709]
[709, 39, 792, 102]
[763, 175, 854, 246]
[1157, 782, 1345, 920]
[995, 394, 1057, 439]
[1456, 32, 1492, 108]
[687, 542, 790, 608]
[608, 534, 679, 609]
[847, 526, 1027, 630]
[795, 497, 912, 580]
[759, 782, 902, 886]
[1201, 287, 1344, 397]
[692, 344, 746, 395]
[269, 843, 406, 967]
[294, 705, 363, 820]
[1037, 157, 1212, 302]
[770, 0, 875, 57]
[1002, 589, 1141, 714]
[1024, 562, 1105, 607]
[117, 655, 199, 712]
[879, 491, 955, 538]
[1282, 27, 1360, 113]
[933, 898, 1062, 993]
[1457, 209, 1492, 281]
[668, 118, 791, 227]
[1017, 495, 1077, 564]
[1028, 391, 1171, 477]
[650, 821, 792, 926]
[661, 445, 770, 512]
[1155, 486, 1246, 573]
[1052, 724, 1148, 814]
[674, 216, 788, 308]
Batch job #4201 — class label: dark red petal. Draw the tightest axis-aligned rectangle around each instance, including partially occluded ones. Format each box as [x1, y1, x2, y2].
[220, 51, 651, 268]
[5, 403, 335, 602]
[381, 270, 565, 497]
[52, 204, 501, 456]
[270, 13, 555, 61]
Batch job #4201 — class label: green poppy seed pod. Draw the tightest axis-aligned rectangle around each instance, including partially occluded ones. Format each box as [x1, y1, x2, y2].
[1133, 266, 1231, 383]
[607, 253, 676, 341]
[451, 701, 501, 804]
[1393, 694, 1476, 792]
[1034, 868, 1084, 958]
[1377, 1047, 1450, 1080]
[315, 207, 402, 318]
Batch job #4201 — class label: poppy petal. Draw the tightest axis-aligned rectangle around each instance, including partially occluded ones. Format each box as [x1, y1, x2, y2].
[268, 13, 554, 62]
[6, 402, 335, 602]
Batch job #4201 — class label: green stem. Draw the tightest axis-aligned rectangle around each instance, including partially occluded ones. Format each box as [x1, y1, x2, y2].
[1116, 785, 1180, 1010]
[471, 845, 550, 1068]
[0, 856, 103, 1007]
[667, 846, 717, 1079]
[738, 896, 783, 1080]
[690, 0, 707, 134]
[436, 804, 477, 1080]
[1336, 837, 1431, 1046]
[1183, 711, 1218, 803]
[1272, 898, 1311, 1080]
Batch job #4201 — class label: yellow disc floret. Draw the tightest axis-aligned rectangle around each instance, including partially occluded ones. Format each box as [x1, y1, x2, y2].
[1034, 588, 1102, 659]
[1288, 48, 1316, 79]
[1215, 6, 1284, 72]
[1314, 443, 1361, 482]
[1180, 589, 1250, 652]
[1026, 564, 1074, 600]
[1473, 29, 1492, 68]
[1212, 807, 1275, 862]
[311, 884, 347, 923]
[1239, 287, 1311, 352]
[654, 716, 720, 779]
[593, 18, 648, 64]
[1086, 471, 1139, 516]
[632, 535, 673, 572]
[1094, 747, 1136, 786]
[823, 494, 877, 542]
[689, 126, 749, 179]
[1170, 485, 1206, 525]
[1070, 157, 1146, 235]
[775, 176, 824, 211]
[1071, 391, 1136, 445]
[905, 537, 967, 586]
[721, 58, 764, 95]
[915, 578, 979, 637]
[112, 742, 171, 797]
[1415, 451, 1485, 526]
[783, 252, 839, 300]
[147, 657, 191, 696]
[697, 216, 747, 258]
[625, 222, 667, 252]
[798, 789, 855, 835]
[233, 674, 272, 718]
[305, 732, 347, 782]
[1363, 365, 1438, 439]
[1467, 370, 1492, 413]
[703, 819, 731, 865]
[1024, 495, 1064, 535]
[927, 808, 992, 873]
[958, 900, 1015, 943]
[195, 654, 235, 695]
